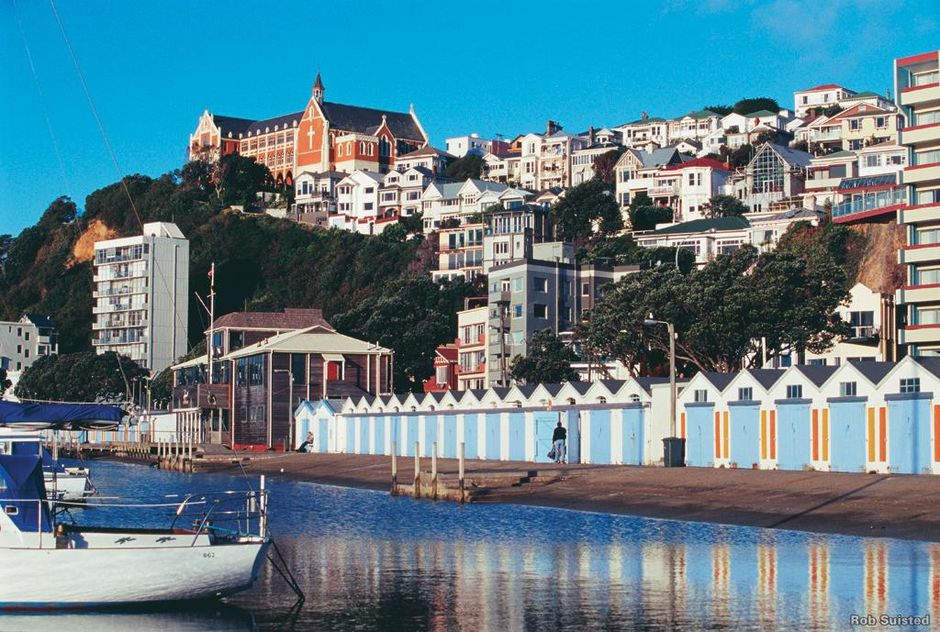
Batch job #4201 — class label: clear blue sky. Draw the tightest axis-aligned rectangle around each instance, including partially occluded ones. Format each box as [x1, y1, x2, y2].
[1, 0, 937, 236]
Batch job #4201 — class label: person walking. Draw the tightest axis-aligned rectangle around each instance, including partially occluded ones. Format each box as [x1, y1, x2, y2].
[551, 421, 567, 464]
[296, 431, 315, 453]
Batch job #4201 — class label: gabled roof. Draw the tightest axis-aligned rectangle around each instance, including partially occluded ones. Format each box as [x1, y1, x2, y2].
[645, 215, 750, 236]
[211, 114, 256, 137]
[242, 111, 303, 136]
[827, 103, 892, 121]
[847, 359, 894, 385]
[400, 145, 454, 160]
[795, 364, 838, 387]
[917, 358, 940, 380]
[747, 110, 780, 118]
[635, 376, 670, 394]
[685, 109, 720, 120]
[700, 371, 735, 392]
[799, 83, 848, 93]
[748, 369, 785, 390]
[23, 313, 55, 329]
[435, 345, 458, 363]
[211, 308, 332, 332]
[568, 382, 592, 395]
[664, 157, 730, 172]
[753, 143, 812, 168]
[321, 101, 424, 141]
[220, 325, 389, 360]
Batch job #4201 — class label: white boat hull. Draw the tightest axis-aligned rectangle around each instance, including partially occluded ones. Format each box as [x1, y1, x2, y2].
[0, 537, 269, 608]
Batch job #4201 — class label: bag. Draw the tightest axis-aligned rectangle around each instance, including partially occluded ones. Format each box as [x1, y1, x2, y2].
[547, 447, 556, 460]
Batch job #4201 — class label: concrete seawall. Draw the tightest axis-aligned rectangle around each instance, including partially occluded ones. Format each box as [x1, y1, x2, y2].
[197, 452, 940, 543]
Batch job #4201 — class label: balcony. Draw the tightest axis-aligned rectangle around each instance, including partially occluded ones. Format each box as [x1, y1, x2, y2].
[899, 81, 940, 108]
[899, 243, 940, 265]
[172, 383, 230, 411]
[649, 185, 679, 197]
[899, 122, 940, 146]
[832, 188, 906, 222]
[896, 283, 940, 305]
[899, 201, 940, 224]
[903, 162, 940, 186]
[898, 323, 940, 346]
[93, 331, 146, 345]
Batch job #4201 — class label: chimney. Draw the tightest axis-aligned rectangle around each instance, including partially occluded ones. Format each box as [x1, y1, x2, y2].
[546, 120, 561, 135]
[589, 126, 596, 144]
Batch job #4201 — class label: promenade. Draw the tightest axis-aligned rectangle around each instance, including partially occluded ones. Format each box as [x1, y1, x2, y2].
[205, 451, 940, 542]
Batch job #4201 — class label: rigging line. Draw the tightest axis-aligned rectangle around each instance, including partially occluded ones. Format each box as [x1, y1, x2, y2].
[47, 0, 143, 231]
[13, 0, 72, 201]
[48, 0, 196, 367]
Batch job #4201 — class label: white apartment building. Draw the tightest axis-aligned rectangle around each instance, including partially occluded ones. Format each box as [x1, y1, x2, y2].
[333, 170, 388, 234]
[445, 134, 501, 158]
[0, 314, 58, 373]
[92, 222, 189, 372]
[793, 84, 857, 117]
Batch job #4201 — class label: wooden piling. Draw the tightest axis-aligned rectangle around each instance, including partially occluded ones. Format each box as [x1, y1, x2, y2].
[391, 442, 398, 495]
[414, 441, 420, 499]
[458, 442, 465, 504]
[431, 442, 438, 500]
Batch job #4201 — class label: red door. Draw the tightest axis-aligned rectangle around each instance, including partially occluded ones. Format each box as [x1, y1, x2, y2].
[327, 361, 340, 381]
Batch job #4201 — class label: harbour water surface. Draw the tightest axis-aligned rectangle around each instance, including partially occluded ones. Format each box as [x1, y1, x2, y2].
[3, 459, 936, 631]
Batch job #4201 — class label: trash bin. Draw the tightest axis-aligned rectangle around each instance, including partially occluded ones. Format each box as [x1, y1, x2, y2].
[663, 437, 686, 467]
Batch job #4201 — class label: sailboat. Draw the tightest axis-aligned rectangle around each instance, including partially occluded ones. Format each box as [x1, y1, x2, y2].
[41, 446, 94, 502]
[0, 400, 270, 609]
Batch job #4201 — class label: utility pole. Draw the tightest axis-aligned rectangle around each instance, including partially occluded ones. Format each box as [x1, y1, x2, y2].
[208, 262, 215, 385]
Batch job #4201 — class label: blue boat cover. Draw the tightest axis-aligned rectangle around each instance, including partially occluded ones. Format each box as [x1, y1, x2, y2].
[0, 454, 53, 533]
[0, 401, 124, 429]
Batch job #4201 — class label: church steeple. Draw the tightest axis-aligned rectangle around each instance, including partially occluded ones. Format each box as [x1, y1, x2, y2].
[312, 72, 324, 105]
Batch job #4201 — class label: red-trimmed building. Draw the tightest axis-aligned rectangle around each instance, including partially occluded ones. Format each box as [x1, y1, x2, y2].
[423, 344, 458, 393]
[188, 73, 428, 187]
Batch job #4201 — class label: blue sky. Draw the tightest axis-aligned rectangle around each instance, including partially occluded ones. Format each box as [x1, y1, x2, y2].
[1, 0, 937, 236]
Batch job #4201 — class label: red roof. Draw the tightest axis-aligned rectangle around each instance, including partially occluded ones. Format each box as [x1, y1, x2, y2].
[801, 83, 845, 93]
[435, 345, 458, 362]
[665, 157, 731, 172]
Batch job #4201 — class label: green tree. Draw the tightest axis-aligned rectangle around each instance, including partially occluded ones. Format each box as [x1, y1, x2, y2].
[509, 329, 579, 384]
[380, 222, 408, 242]
[551, 178, 622, 242]
[214, 154, 272, 207]
[703, 194, 748, 218]
[445, 154, 483, 180]
[331, 276, 479, 391]
[0, 368, 11, 394]
[733, 97, 780, 115]
[630, 206, 673, 231]
[15, 351, 147, 402]
[592, 148, 625, 187]
[703, 104, 733, 116]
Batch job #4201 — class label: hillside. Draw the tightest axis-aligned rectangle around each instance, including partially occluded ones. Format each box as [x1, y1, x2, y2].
[0, 166, 477, 391]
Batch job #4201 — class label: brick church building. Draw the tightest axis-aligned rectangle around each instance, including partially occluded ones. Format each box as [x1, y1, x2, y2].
[188, 73, 429, 186]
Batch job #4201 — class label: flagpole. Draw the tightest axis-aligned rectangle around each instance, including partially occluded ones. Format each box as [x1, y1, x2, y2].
[208, 262, 215, 385]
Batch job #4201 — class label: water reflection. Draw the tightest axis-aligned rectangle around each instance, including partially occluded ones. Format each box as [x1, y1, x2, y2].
[17, 460, 940, 631]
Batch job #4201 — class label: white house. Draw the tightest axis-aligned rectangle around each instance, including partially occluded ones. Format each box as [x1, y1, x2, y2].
[333, 170, 389, 234]
[794, 84, 857, 117]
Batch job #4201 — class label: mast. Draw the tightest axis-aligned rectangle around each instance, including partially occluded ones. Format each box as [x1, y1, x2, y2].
[208, 262, 215, 385]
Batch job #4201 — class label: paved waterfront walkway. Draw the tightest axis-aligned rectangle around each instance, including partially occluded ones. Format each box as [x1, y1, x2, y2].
[206, 452, 940, 542]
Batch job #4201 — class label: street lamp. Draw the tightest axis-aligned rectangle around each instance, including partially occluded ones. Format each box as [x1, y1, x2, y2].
[273, 368, 294, 450]
[643, 317, 683, 467]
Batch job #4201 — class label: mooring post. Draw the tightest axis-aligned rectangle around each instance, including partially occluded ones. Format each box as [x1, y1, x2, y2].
[391, 441, 398, 494]
[458, 442, 465, 504]
[414, 441, 420, 499]
[431, 442, 438, 500]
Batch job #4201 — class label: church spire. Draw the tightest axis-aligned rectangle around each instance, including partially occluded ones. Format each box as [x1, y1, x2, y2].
[313, 72, 324, 104]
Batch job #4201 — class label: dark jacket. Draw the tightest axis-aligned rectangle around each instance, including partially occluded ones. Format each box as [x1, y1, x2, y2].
[552, 426, 566, 442]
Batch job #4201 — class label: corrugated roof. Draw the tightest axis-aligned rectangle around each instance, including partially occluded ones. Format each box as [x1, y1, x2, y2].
[220, 326, 389, 360]
[211, 308, 332, 333]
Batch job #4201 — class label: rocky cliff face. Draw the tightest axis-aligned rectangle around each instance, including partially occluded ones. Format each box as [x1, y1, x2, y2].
[849, 221, 905, 293]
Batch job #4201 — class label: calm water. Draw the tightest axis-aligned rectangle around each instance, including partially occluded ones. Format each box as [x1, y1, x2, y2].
[2, 459, 936, 631]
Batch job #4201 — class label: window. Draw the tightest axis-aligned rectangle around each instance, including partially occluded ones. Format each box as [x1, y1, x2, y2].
[581, 282, 590, 296]
[693, 389, 708, 402]
[738, 387, 753, 401]
[839, 381, 857, 397]
[786, 384, 803, 399]
[848, 311, 874, 338]
[630, 394, 641, 402]
[513, 278, 524, 292]
[435, 365, 448, 386]
[513, 304, 523, 318]
[534, 277, 548, 292]
[875, 116, 887, 129]
[533, 304, 548, 319]
[900, 378, 920, 394]
[849, 119, 861, 131]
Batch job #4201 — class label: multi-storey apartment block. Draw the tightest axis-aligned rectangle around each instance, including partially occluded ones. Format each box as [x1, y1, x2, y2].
[92, 222, 189, 372]
[0, 314, 58, 373]
[455, 305, 488, 391]
[895, 50, 940, 356]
